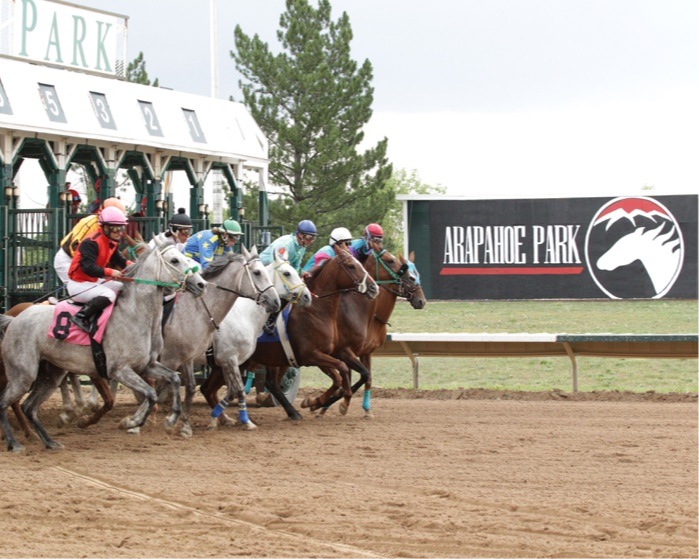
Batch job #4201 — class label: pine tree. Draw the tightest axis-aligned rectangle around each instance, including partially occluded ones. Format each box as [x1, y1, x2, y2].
[232, 0, 393, 236]
[126, 52, 159, 87]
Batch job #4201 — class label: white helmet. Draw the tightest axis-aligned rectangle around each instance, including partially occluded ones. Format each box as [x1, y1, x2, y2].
[329, 227, 353, 247]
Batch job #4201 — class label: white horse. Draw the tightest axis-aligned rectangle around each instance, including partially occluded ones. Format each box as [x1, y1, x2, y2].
[597, 222, 682, 296]
[0, 237, 207, 452]
[198, 251, 312, 430]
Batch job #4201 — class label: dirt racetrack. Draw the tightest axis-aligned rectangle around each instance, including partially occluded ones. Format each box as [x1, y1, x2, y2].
[0, 388, 696, 559]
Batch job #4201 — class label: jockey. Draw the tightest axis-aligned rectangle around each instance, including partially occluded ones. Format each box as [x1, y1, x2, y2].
[302, 227, 353, 274]
[260, 219, 317, 276]
[350, 223, 384, 262]
[67, 206, 133, 332]
[260, 220, 317, 335]
[54, 197, 126, 283]
[183, 218, 243, 270]
[149, 207, 193, 252]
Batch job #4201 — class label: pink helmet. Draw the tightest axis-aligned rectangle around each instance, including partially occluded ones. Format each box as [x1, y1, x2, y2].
[99, 206, 128, 225]
[365, 223, 383, 241]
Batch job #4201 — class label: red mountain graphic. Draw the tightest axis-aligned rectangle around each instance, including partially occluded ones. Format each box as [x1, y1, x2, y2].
[593, 198, 669, 230]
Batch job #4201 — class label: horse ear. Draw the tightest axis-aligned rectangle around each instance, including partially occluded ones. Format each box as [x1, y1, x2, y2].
[249, 244, 258, 257]
[241, 244, 251, 259]
[153, 234, 164, 249]
[409, 250, 415, 262]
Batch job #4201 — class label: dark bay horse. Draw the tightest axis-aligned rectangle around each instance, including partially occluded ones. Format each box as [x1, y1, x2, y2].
[201, 248, 378, 421]
[312, 250, 426, 417]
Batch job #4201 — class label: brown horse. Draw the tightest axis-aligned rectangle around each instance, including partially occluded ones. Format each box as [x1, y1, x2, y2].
[311, 250, 426, 417]
[200, 247, 378, 420]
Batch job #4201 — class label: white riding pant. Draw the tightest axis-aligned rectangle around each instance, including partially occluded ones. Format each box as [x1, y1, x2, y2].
[53, 249, 72, 284]
[67, 279, 123, 304]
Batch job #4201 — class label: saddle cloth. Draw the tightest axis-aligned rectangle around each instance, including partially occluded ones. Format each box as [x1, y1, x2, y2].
[47, 300, 114, 345]
[257, 305, 292, 343]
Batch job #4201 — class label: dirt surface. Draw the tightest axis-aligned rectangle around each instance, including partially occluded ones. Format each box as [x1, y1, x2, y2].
[0, 388, 696, 559]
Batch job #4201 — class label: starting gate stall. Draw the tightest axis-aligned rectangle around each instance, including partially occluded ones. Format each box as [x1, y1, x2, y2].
[0, 0, 271, 310]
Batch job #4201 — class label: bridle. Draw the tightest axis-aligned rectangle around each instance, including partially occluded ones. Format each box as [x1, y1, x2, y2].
[270, 259, 307, 303]
[313, 250, 373, 298]
[154, 244, 199, 294]
[210, 254, 276, 305]
[371, 249, 418, 300]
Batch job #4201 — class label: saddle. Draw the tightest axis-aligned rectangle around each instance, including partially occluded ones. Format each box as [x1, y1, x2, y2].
[47, 300, 115, 378]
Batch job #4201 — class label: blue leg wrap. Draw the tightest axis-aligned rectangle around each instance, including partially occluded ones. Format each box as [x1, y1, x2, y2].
[244, 371, 254, 394]
[211, 396, 230, 418]
[363, 389, 371, 411]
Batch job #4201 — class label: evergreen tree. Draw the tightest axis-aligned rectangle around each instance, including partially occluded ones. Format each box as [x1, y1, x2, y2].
[231, 0, 393, 237]
[126, 52, 159, 87]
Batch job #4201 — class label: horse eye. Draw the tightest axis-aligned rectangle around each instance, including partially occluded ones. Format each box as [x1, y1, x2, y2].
[253, 270, 261, 276]
[283, 271, 291, 278]
[170, 257, 180, 264]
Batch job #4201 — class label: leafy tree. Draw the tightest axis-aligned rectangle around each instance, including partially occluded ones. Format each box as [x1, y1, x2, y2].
[382, 168, 446, 254]
[231, 0, 393, 238]
[126, 52, 159, 87]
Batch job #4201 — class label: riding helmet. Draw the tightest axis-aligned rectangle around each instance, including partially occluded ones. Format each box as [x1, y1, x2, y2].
[329, 227, 352, 246]
[169, 208, 193, 229]
[296, 220, 317, 236]
[221, 219, 244, 236]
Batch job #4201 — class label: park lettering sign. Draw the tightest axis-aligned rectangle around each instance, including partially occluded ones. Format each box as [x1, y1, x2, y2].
[403, 194, 697, 300]
[2, 0, 127, 77]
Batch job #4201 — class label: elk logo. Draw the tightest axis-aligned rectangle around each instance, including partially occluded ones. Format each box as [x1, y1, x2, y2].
[584, 197, 684, 299]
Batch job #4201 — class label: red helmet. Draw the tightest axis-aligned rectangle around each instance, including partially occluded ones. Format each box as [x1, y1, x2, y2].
[99, 206, 128, 225]
[102, 197, 126, 214]
[365, 223, 383, 242]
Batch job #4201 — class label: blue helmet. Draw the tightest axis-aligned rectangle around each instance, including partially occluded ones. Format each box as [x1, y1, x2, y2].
[296, 220, 317, 236]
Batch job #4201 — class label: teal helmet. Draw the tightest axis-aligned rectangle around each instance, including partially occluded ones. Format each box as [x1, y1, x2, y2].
[221, 219, 244, 236]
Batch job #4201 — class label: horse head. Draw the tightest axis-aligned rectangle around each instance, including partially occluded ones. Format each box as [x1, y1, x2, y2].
[312, 247, 378, 299]
[240, 245, 281, 313]
[151, 234, 207, 297]
[270, 249, 312, 307]
[366, 249, 426, 309]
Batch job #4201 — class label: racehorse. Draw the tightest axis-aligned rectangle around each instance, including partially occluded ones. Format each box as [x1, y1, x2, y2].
[0, 236, 206, 452]
[197, 252, 312, 429]
[311, 250, 426, 417]
[204, 247, 378, 420]
[139, 244, 280, 438]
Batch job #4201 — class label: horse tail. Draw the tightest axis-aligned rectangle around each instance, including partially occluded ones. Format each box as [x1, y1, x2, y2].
[0, 314, 14, 339]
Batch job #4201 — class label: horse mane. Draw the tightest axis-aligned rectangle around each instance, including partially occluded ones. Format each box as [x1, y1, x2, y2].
[122, 250, 152, 279]
[201, 253, 245, 280]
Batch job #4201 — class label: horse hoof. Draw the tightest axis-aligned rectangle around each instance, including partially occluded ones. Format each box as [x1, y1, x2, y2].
[57, 413, 70, 427]
[241, 421, 257, 431]
[179, 424, 193, 438]
[363, 410, 374, 419]
[76, 416, 91, 429]
[339, 403, 349, 416]
[300, 397, 312, 409]
[164, 413, 179, 429]
[8, 443, 25, 453]
[46, 440, 63, 451]
[119, 417, 136, 430]
[126, 427, 141, 435]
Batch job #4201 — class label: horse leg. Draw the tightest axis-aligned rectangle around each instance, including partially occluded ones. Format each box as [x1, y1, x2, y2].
[10, 402, 35, 440]
[300, 353, 352, 414]
[320, 351, 371, 416]
[76, 375, 115, 429]
[215, 360, 256, 430]
[200, 364, 233, 429]
[110, 366, 158, 430]
[265, 367, 303, 421]
[57, 375, 76, 427]
[69, 373, 87, 413]
[21, 369, 67, 450]
[140, 361, 182, 430]
[177, 361, 196, 438]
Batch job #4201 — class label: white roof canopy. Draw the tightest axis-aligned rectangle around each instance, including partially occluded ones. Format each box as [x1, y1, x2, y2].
[0, 55, 268, 173]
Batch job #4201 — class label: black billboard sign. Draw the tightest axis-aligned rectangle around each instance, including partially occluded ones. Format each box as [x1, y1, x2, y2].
[410, 195, 697, 300]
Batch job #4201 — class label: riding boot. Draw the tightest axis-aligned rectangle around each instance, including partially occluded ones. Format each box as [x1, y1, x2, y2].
[263, 311, 279, 335]
[70, 296, 112, 333]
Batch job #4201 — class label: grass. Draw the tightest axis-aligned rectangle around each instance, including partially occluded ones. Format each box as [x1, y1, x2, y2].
[300, 300, 698, 394]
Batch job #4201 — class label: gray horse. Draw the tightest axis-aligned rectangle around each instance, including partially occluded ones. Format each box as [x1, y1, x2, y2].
[139, 244, 281, 438]
[198, 251, 312, 430]
[0, 236, 206, 452]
